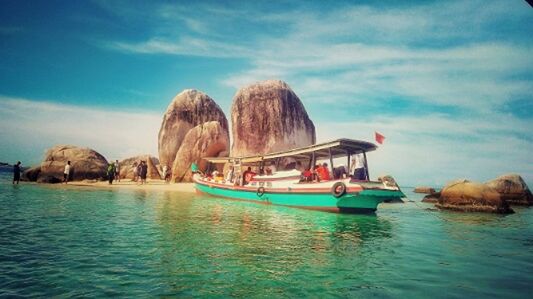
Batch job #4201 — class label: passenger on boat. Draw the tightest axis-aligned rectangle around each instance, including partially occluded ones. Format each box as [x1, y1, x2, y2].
[225, 166, 234, 183]
[242, 167, 256, 185]
[334, 165, 347, 179]
[350, 154, 367, 180]
[265, 167, 273, 175]
[312, 165, 321, 182]
[317, 163, 331, 181]
[301, 168, 313, 182]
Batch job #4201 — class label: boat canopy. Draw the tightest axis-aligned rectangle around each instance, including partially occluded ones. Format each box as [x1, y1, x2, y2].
[203, 138, 377, 164]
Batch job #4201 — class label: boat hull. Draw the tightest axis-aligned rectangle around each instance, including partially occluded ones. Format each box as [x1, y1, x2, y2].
[194, 179, 404, 213]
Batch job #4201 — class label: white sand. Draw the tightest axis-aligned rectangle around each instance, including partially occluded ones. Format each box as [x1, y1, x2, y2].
[67, 179, 196, 193]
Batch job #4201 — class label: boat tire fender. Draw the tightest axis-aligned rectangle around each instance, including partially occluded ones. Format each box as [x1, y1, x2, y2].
[257, 187, 265, 197]
[331, 182, 347, 198]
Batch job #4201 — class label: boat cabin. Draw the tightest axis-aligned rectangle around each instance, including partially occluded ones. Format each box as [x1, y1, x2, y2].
[200, 139, 378, 186]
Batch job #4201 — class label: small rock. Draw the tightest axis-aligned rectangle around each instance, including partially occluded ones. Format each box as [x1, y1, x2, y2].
[421, 192, 440, 203]
[414, 186, 436, 194]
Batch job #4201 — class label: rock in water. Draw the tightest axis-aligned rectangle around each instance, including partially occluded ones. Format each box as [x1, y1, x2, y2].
[172, 121, 230, 182]
[436, 180, 513, 214]
[158, 89, 228, 168]
[119, 155, 161, 180]
[485, 174, 533, 206]
[421, 192, 440, 203]
[230, 80, 316, 157]
[38, 145, 108, 182]
[414, 186, 436, 194]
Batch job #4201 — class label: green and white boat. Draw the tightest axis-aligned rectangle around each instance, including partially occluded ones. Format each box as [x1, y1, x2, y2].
[193, 139, 405, 213]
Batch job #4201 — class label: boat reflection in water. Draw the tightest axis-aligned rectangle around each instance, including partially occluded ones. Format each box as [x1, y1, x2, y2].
[154, 190, 393, 295]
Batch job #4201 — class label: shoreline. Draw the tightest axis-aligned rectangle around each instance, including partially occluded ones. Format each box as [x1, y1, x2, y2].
[64, 179, 196, 193]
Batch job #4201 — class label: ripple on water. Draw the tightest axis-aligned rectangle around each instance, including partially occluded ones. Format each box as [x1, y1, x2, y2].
[0, 180, 532, 298]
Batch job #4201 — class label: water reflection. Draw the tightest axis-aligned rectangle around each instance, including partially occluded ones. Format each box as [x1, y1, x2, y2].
[151, 193, 394, 295]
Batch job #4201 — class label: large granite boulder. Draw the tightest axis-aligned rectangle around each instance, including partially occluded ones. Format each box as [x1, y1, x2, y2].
[37, 145, 108, 182]
[22, 165, 41, 182]
[119, 155, 161, 180]
[172, 121, 230, 182]
[158, 89, 228, 169]
[436, 180, 513, 214]
[230, 80, 316, 157]
[485, 174, 533, 206]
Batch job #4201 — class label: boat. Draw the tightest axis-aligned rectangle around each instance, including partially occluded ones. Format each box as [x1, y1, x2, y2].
[193, 138, 405, 213]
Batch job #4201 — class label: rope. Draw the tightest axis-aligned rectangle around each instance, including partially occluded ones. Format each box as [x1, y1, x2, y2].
[406, 196, 452, 222]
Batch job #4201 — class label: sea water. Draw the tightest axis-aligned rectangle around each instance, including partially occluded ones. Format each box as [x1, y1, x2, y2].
[0, 175, 532, 298]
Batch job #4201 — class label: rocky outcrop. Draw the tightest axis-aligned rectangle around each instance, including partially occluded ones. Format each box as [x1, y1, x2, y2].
[37, 176, 62, 184]
[172, 121, 229, 182]
[414, 186, 436, 194]
[436, 180, 513, 214]
[37, 145, 108, 182]
[422, 192, 440, 203]
[119, 155, 161, 180]
[22, 166, 41, 181]
[230, 80, 315, 157]
[485, 174, 532, 206]
[158, 89, 228, 169]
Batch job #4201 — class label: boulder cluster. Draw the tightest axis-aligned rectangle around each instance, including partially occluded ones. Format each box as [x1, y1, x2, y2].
[157, 80, 315, 182]
[421, 174, 532, 214]
[25, 80, 317, 183]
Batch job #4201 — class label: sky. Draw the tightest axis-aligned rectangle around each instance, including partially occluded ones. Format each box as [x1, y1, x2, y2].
[0, 0, 532, 186]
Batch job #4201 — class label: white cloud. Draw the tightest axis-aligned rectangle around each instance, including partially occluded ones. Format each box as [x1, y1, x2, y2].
[315, 114, 533, 186]
[26, 0, 531, 187]
[0, 97, 161, 165]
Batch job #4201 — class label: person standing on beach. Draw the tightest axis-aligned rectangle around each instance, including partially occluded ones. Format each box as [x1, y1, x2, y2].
[107, 162, 115, 185]
[162, 165, 168, 181]
[63, 161, 71, 184]
[115, 159, 121, 182]
[140, 161, 148, 185]
[13, 161, 22, 184]
[132, 162, 138, 182]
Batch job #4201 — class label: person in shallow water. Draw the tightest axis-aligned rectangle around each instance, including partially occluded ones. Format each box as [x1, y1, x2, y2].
[13, 161, 21, 184]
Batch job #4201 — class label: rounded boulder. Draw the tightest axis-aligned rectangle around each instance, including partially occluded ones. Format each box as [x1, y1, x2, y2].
[172, 121, 230, 182]
[436, 180, 513, 214]
[230, 80, 315, 157]
[158, 89, 228, 169]
[38, 145, 108, 182]
[119, 155, 162, 180]
[485, 174, 532, 206]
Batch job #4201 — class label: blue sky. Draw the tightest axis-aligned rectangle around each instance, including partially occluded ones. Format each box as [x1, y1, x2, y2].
[0, 0, 532, 186]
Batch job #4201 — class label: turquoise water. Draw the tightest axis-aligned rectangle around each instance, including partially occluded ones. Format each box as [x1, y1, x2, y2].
[1, 177, 532, 298]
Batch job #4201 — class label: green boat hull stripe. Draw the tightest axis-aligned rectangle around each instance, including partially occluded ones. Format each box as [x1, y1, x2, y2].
[195, 182, 405, 212]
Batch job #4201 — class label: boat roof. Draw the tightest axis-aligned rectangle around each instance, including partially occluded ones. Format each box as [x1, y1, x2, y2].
[204, 138, 377, 164]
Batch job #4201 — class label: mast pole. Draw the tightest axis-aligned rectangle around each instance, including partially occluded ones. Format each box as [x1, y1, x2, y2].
[363, 151, 369, 180]
[329, 148, 334, 176]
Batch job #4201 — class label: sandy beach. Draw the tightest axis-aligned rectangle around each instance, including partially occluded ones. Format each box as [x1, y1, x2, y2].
[67, 179, 196, 193]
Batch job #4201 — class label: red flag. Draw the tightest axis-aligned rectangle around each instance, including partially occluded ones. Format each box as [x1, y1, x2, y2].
[375, 132, 385, 144]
